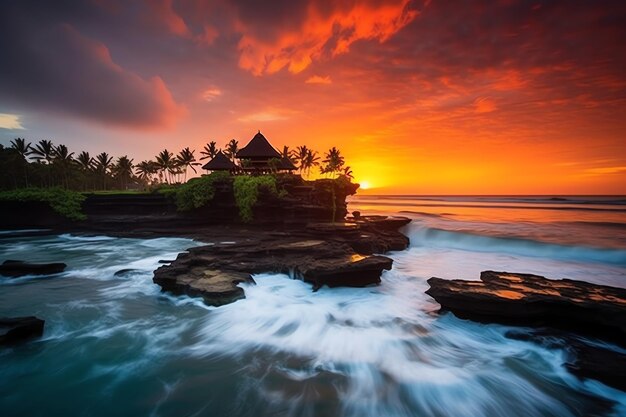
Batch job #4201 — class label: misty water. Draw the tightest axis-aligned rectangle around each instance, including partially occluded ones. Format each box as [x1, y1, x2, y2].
[1, 196, 626, 416]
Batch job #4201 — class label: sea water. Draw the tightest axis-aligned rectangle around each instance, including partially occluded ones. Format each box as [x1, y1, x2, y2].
[1, 196, 625, 416]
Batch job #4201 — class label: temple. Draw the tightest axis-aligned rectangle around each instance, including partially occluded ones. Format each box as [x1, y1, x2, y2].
[201, 151, 237, 173]
[203, 131, 297, 174]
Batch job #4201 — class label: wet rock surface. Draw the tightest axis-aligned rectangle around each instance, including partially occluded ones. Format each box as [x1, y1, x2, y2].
[426, 270, 626, 342]
[153, 216, 410, 305]
[0, 316, 45, 345]
[0, 260, 66, 277]
[507, 329, 626, 391]
[426, 270, 626, 390]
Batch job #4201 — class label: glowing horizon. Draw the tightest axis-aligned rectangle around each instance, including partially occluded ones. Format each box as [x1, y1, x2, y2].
[1, 1, 625, 194]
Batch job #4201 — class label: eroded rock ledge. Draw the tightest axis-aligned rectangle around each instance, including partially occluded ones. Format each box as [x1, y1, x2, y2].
[153, 216, 410, 306]
[426, 271, 626, 390]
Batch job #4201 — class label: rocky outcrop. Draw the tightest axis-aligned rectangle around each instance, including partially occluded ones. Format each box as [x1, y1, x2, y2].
[507, 329, 626, 391]
[0, 316, 45, 345]
[154, 216, 410, 305]
[426, 271, 626, 343]
[426, 271, 626, 390]
[0, 260, 66, 277]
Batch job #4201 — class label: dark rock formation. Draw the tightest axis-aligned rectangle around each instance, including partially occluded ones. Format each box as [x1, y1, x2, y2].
[154, 216, 410, 305]
[507, 329, 626, 391]
[0, 260, 66, 277]
[426, 271, 626, 343]
[0, 316, 45, 345]
[426, 271, 626, 390]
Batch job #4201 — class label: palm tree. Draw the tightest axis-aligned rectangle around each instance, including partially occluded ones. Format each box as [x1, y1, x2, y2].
[302, 149, 320, 178]
[155, 149, 175, 184]
[342, 166, 354, 180]
[135, 160, 158, 186]
[281, 145, 296, 165]
[10, 138, 31, 186]
[75, 151, 94, 190]
[294, 145, 309, 175]
[75, 151, 93, 171]
[176, 147, 200, 182]
[200, 141, 219, 160]
[224, 139, 239, 163]
[113, 155, 134, 189]
[94, 152, 114, 190]
[31, 140, 55, 164]
[320, 147, 345, 178]
[52, 144, 75, 188]
[10, 138, 31, 159]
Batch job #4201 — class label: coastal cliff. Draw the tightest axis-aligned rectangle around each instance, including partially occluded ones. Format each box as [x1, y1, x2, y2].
[0, 174, 359, 231]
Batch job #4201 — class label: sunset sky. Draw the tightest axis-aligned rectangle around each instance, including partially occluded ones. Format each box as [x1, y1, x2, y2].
[1, 0, 625, 194]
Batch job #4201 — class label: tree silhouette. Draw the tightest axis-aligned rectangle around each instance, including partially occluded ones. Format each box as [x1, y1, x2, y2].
[135, 160, 158, 186]
[10, 138, 31, 186]
[224, 139, 239, 163]
[31, 140, 55, 164]
[94, 152, 113, 190]
[320, 147, 345, 178]
[200, 141, 219, 160]
[176, 147, 200, 182]
[53, 144, 74, 188]
[155, 149, 175, 184]
[302, 149, 320, 178]
[113, 155, 134, 189]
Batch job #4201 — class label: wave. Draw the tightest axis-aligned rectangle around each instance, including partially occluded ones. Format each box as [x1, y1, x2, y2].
[406, 224, 626, 266]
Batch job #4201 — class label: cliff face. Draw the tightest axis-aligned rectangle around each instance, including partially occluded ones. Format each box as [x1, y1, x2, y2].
[0, 175, 359, 230]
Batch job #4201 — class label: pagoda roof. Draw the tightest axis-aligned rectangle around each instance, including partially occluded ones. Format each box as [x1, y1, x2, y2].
[236, 131, 282, 159]
[279, 157, 297, 170]
[201, 151, 237, 171]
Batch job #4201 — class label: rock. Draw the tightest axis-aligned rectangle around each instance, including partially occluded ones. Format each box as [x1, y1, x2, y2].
[0, 260, 66, 277]
[154, 265, 254, 306]
[153, 218, 410, 306]
[0, 316, 45, 345]
[113, 268, 139, 277]
[426, 270, 626, 345]
[507, 329, 626, 391]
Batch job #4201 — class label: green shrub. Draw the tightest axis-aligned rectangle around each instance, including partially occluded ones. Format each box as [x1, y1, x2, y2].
[233, 175, 279, 222]
[172, 172, 231, 211]
[0, 188, 86, 220]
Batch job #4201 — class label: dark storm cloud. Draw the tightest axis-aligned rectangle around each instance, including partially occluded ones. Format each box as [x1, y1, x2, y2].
[0, 0, 183, 128]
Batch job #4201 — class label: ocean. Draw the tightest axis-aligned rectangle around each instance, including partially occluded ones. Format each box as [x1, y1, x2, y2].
[1, 196, 625, 416]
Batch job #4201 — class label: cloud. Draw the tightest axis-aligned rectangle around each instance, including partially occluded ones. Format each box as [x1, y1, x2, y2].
[0, 6, 184, 129]
[305, 75, 332, 85]
[0, 114, 25, 130]
[473, 97, 497, 114]
[584, 166, 626, 176]
[146, 0, 191, 37]
[202, 87, 223, 101]
[237, 108, 296, 122]
[233, 0, 420, 75]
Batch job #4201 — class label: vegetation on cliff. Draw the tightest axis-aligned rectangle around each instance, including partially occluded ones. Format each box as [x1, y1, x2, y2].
[233, 175, 283, 222]
[170, 171, 231, 211]
[0, 188, 86, 220]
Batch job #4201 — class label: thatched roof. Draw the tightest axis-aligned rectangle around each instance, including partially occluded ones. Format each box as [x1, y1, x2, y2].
[279, 157, 297, 170]
[202, 151, 237, 171]
[236, 131, 282, 159]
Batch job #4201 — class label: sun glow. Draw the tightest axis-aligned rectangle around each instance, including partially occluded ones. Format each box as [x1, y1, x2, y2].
[359, 180, 371, 190]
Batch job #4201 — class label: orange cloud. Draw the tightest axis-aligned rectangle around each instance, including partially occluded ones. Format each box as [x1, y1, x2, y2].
[474, 97, 497, 114]
[146, 0, 191, 37]
[305, 75, 332, 84]
[236, 0, 419, 75]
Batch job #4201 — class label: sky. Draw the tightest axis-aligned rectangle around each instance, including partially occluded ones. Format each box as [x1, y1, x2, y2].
[1, 0, 625, 194]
